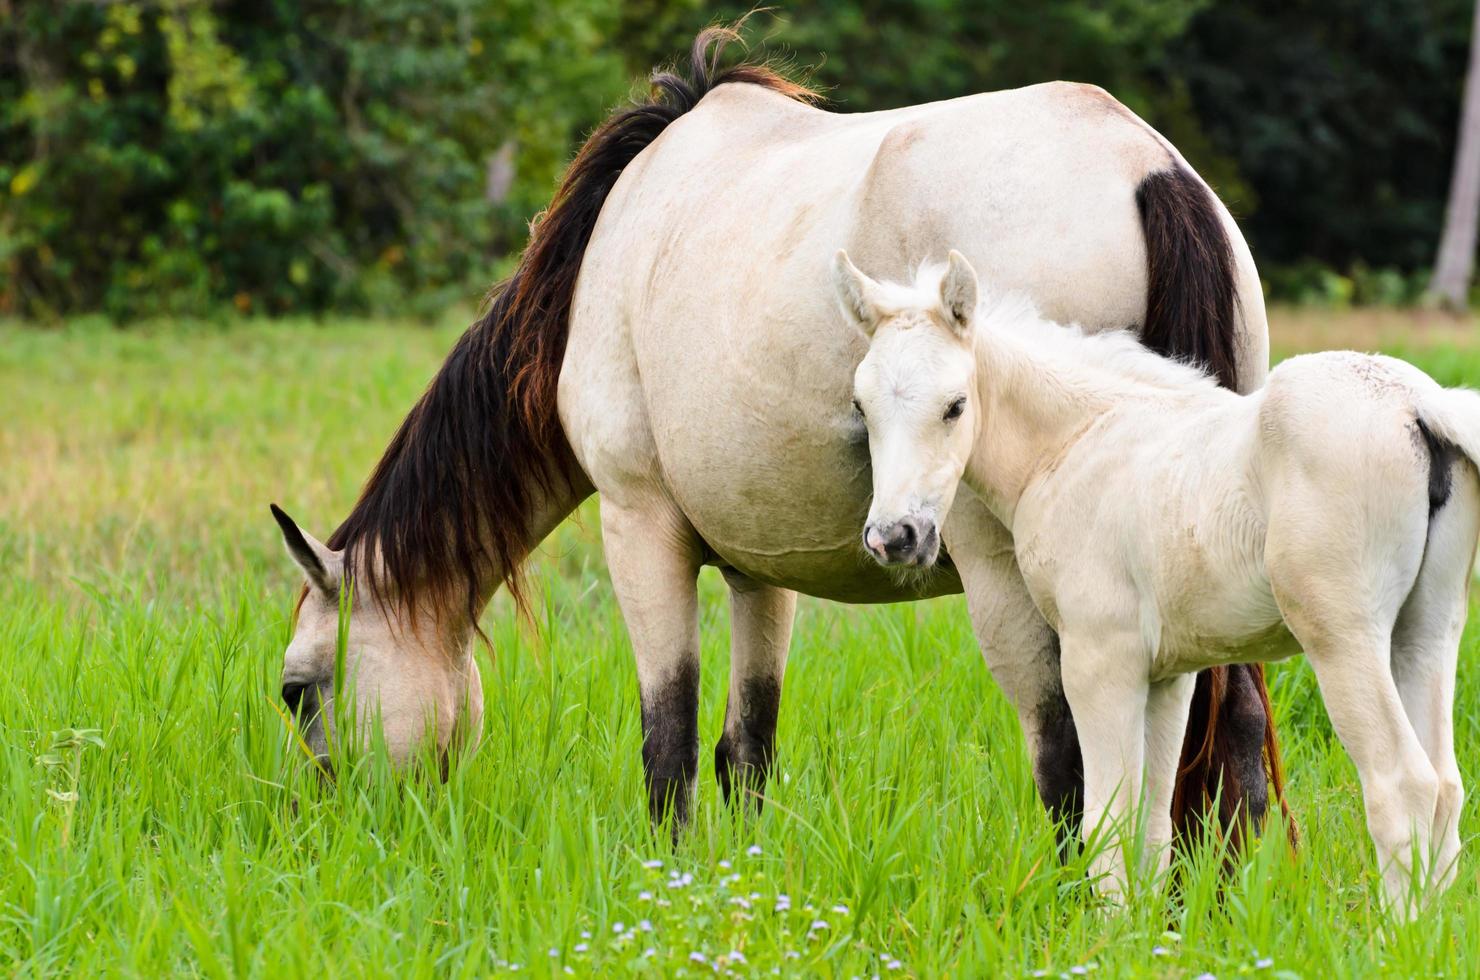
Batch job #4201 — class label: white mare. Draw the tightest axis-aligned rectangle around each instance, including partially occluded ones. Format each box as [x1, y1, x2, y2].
[843, 249, 1480, 913]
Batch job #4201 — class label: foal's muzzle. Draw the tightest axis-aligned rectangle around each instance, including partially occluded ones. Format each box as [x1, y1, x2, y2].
[864, 516, 940, 567]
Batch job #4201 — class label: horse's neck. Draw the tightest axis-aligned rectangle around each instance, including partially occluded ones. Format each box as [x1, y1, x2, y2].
[966, 327, 1118, 525]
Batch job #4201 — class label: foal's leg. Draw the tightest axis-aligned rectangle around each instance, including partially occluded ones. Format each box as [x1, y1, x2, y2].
[1145, 673, 1197, 876]
[1391, 463, 1479, 892]
[945, 495, 1081, 849]
[715, 569, 796, 812]
[601, 499, 704, 837]
[1269, 548, 1435, 912]
[1061, 628, 1150, 899]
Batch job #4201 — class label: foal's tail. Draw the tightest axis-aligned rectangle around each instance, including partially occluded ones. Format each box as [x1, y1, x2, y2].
[1418, 387, 1480, 478]
[1138, 165, 1296, 854]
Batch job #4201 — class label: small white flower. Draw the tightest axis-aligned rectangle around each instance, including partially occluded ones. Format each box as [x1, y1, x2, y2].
[730, 951, 747, 964]
[643, 859, 663, 869]
[690, 952, 708, 964]
[563, 969, 574, 976]
[747, 844, 764, 857]
[548, 949, 558, 958]
[886, 960, 903, 971]
[719, 860, 732, 869]
[657, 898, 671, 907]
[639, 919, 653, 932]
[573, 943, 588, 953]
[1152, 947, 1169, 957]
[1071, 968, 1088, 977]
[786, 950, 800, 959]
[809, 920, 829, 931]
[1255, 960, 1273, 970]
[613, 922, 624, 933]
[831, 904, 850, 915]
[638, 891, 653, 901]
[580, 931, 591, 939]
[643, 948, 657, 959]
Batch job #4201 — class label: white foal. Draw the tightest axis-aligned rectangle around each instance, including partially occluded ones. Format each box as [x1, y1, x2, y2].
[837, 249, 1480, 913]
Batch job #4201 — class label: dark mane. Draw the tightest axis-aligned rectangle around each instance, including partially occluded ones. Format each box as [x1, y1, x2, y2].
[327, 24, 818, 621]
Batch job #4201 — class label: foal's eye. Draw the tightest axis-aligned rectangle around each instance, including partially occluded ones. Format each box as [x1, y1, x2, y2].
[852, 398, 865, 419]
[943, 397, 966, 422]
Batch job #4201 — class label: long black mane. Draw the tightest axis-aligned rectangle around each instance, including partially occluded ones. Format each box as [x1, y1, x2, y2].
[326, 25, 817, 621]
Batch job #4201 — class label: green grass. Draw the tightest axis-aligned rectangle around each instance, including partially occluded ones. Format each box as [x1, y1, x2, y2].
[5, 309, 1480, 976]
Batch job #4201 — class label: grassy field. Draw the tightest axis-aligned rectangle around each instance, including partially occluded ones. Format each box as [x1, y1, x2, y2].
[5, 308, 1480, 976]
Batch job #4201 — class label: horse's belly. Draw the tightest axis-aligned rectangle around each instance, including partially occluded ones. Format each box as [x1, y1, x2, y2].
[668, 416, 963, 603]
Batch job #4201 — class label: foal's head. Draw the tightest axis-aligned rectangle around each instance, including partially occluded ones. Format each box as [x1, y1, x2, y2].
[835, 249, 981, 569]
[270, 505, 483, 772]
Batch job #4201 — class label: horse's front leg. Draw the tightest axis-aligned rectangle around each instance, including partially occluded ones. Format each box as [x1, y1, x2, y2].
[945, 494, 1081, 849]
[601, 497, 704, 839]
[715, 569, 796, 812]
[1061, 627, 1150, 900]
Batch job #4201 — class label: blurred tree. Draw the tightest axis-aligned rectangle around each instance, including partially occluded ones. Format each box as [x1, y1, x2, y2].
[1430, 0, 1480, 309]
[0, 0, 626, 319]
[1165, 0, 1473, 275]
[1, 1, 1474, 318]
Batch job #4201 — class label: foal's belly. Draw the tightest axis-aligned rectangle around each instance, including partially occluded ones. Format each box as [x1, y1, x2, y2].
[1153, 620, 1300, 681]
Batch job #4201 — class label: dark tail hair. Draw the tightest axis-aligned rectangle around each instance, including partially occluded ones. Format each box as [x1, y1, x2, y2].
[1136, 165, 1242, 391]
[1138, 165, 1295, 852]
[326, 24, 817, 620]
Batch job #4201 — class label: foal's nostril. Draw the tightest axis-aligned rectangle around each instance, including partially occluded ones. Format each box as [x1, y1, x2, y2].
[895, 521, 918, 551]
[282, 681, 308, 714]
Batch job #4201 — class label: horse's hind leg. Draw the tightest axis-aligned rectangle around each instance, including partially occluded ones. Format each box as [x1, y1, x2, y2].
[1391, 461, 1479, 892]
[945, 494, 1081, 851]
[715, 570, 796, 812]
[601, 498, 704, 838]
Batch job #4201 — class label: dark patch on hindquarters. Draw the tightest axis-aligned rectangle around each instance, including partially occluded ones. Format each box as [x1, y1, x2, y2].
[641, 659, 701, 840]
[715, 675, 782, 812]
[1414, 417, 1455, 517]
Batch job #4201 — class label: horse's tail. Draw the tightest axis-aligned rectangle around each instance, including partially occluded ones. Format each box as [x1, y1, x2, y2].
[1137, 166, 1297, 853]
[327, 24, 817, 619]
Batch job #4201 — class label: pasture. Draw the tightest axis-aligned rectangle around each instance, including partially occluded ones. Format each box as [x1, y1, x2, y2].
[4, 309, 1480, 976]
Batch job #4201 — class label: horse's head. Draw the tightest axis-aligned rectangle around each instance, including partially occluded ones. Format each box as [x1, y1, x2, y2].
[835, 249, 981, 569]
[270, 505, 483, 772]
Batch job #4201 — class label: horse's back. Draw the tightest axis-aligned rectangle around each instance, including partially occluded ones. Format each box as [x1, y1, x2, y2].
[561, 82, 1257, 601]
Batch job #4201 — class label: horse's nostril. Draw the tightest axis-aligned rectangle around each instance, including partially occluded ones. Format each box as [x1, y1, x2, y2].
[282, 681, 308, 714]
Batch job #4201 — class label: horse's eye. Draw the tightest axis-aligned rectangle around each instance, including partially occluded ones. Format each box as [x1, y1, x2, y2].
[852, 398, 865, 419]
[944, 397, 966, 422]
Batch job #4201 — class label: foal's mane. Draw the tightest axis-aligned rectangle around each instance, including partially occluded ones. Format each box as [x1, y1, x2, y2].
[904, 262, 1223, 396]
[328, 24, 818, 622]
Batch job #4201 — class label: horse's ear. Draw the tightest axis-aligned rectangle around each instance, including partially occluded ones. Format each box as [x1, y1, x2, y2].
[832, 249, 887, 337]
[270, 503, 341, 597]
[940, 250, 979, 335]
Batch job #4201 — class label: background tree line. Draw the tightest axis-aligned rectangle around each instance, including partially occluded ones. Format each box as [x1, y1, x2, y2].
[0, 0, 1473, 320]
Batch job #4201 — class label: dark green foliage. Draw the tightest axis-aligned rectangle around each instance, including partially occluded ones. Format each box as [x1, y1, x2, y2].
[0, 1, 1473, 318]
[1165, 0, 1474, 273]
[0, 0, 625, 319]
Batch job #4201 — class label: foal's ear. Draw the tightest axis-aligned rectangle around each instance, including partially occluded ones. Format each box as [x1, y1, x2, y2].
[270, 503, 341, 597]
[940, 250, 979, 335]
[832, 249, 888, 336]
